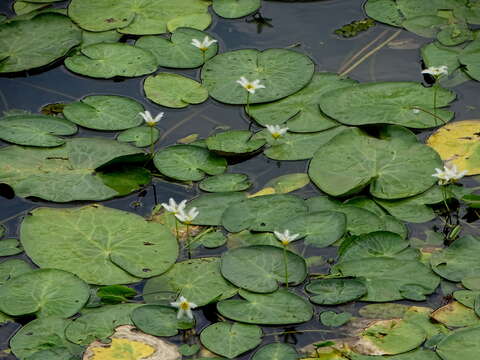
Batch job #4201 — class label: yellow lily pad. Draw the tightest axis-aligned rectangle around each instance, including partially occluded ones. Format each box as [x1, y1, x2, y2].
[431, 301, 480, 327]
[427, 120, 480, 175]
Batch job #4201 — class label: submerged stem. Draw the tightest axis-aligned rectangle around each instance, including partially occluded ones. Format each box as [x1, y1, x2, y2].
[149, 126, 155, 157]
[433, 81, 439, 126]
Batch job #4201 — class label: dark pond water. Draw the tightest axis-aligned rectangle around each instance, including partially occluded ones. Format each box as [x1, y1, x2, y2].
[1, 0, 480, 358]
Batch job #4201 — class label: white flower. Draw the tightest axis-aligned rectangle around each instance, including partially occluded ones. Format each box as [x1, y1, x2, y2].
[422, 65, 448, 78]
[139, 110, 164, 127]
[412, 108, 420, 114]
[266, 124, 288, 139]
[236, 77, 265, 94]
[161, 198, 187, 215]
[170, 296, 197, 319]
[432, 164, 467, 185]
[191, 36, 217, 51]
[175, 207, 199, 224]
[274, 229, 300, 246]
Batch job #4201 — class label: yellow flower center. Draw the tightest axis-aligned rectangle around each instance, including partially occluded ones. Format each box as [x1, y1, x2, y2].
[281, 240, 290, 246]
[180, 302, 190, 310]
[246, 84, 254, 90]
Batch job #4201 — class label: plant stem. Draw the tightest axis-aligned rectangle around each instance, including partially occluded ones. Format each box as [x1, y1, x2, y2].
[202, 50, 206, 64]
[175, 217, 179, 243]
[149, 126, 155, 157]
[246, 91, 251, 119]
[433, 81, 439, 126]
[411, 106, 446, 124]
[186, 223, 191, 259]
[283, 244, 289, 289]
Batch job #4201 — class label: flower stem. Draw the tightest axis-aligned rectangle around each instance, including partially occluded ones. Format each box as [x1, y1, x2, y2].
[202, 50, 206, 64]
[186, 223, 191, 259]
[433, 81, 439, 126]
[175, 217, 179, 242]
[283, 244, 289, 289]
[411, 106, 446, 124]
[246, 92, 251, 119]
[149, 126, 155, 157]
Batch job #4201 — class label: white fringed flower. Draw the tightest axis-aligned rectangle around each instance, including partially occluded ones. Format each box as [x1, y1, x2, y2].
[175, 207, 199, 224]
[432, 164, 467, 185]
[161, 198, 187, 215]
[422, 65, 448, 78]
[236, 77, 265, 94]
[170, 296, 197, 319]
[266, 124, 288, 139]
[274, 229, 300, 246]
[139, 110, 164, 127]
[191, 36, 217, 51]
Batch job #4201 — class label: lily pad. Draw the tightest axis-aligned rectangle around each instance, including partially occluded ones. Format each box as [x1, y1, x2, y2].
[136, 27, 218, 68]
[200, 322, 262, 359]
[10, 317, 83, 360]
[0, 138, 145, 202]
[427, 120, 480, 175]
[65, 43, 157, 78]
[0, 114, 77, 147]
[459, 38, 480, 81]
[306, 278, 367, 305]
[0, 259, 33, 286]
[201, 231, 227, 248]
[117, 126, 160, 147]
[80, 29, 123, 49]
[206, 130, 265, 156]
[144, 73, 209, 108]
[217, 289, 313, 325]
[14, 2, 49, 16]
[308, 126, 442, 199]
[264, 173, 310, 194]
[0, 238, 23, 256]
[248, 73, 356, 132]
[252, 343, 298, 360]
[132, 305, 193, 337]
[20, 205, 178, 285]
[320, 311, 352, 327]
[364, 0, 405, 26]
[167, 13, 212, 32]
[201, 48, 315, 104]
[212, 0, 261, 18]
[0, 269, 89, 318]
[436, 325, 480, 359]
[143, 257, 237, 306]
[431, 301, 480, 327]
[154, 145, 227, 181]
[65, 304, 140, 345]
[186, 192, 247, 225]
[222, 194, 307, 232]
[319, 82, 455, 128]
[200, 173, 252, 192]
[0, 13, 81, 73]
[221, 245, 307, 293]
[62, 95, 144, 130]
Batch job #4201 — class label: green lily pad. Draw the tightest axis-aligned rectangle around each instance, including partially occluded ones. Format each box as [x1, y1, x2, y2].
[201, 48, 315, 104]
[0, 13, 81, 73]
[402, 15, 448, 38]
[14, 2, 49, 16]
[252, 343, 298, 360]
[421, 41, 462, 72]
[65, 43, 157, 78]
[20, 205, 178, 285]
[248, 73, 356, 132]
[97, 165, 151, 197]
[200, 322, 262, 359]
[218, 289, 313, 325]
[358, 303, 410, 319]
[222, 194, 307, 232]
[319, 82, 455, 128]
[212, 0, 261, 18]
[0, 269, 89, 318]
[186, 192, 247, 225]
[436, 325, 480, 360]
[97, 285, 137, 304]
[154, 145, 227, 181]
[117, 126, 160, 147]
[320, 311, 352, 327]
[199, 173, 252, 192]
[227, 231, 281, 249]
[136, 27, 218, 68]
[431, 235, 480, 282]
[144, 73, 209, 108]
[179, 344, 201, 356]
[364, 0, 405, 26]
[62, 95, 144, 130]
[306, 278, 367, 305]
[308, 126, 442, 199]
[0, 114, 77, 147]
[132, 305, 194, 337]
[80, 29, 122, 49]
[459, 38, 480, 81]
[206, 130, 265, 156]
[264, 173, 310, 194]
[65, 304, 140, 345]
[10, 317, 83, 360]
[143, 257, 237, 307]
[201, 231, 227, 248]
[0, 238, 23, 256]
[279, 211, 346, 248]
[167, 13, 212, 32]
[0, 259, 33, 286]
[453, 290, 480, 308]
[68, 0, 210, 35]
[221, 245, 307, 293]
[0, 138, 145, 202]
[431, 301, 480, 327]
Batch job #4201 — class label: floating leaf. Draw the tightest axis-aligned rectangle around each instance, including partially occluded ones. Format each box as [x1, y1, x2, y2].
[206, 130, 266, 156]
[136, 28, 218, 68]
[212, 0, 261, 18]
[248, 73, 356, 132]
[222, 194, 307, 232]
[306, 278, 367, 305]
[201, 231, 227, 248]
[167, 13, 212, 32]
[201, 48, 314, 104]
[65, 304, 140, 345]
[117, 126, 160, 147]
[143, 257, 237, 307]
[264, 173, 310, 194]
[319, 82, 455, 128]
[309, 126, 442, 199]
[431, 302, 480, 327]
[0, 238, 23, 256]
[427, 119, 480, 175]
[459, 37, 480, 80]
[0, 13, 81, 73]
[63, 95, 144, 130]
[358, 303, 410, 319]
[320, 311, 352, 327]
[14, 1, 49, 16]
[421, 41, 462, 72]
[0, 259, 33, 286]
[221, 245, 307, 293]
[144, 73, 209, 108]
[20, 205, 178, 285]
[0, 138, 145, 202]
[68, 0, 210, 34]
[154, 145, 227, 181]
[217, 289, 313, 325]
[186, 192, 247, 225]
[200, 322, 262, 359]
[252, 343, 298, 360]
[97, 285, 137, 304]
[0, 269, 89, 318]
[436, 325, 480, 360]
[364, 0, 405, 26]
[80, 29, 122, 49]
[65, 43, 157, 78]
[179, 344, 200, 356]
[200, 173, 252, 192]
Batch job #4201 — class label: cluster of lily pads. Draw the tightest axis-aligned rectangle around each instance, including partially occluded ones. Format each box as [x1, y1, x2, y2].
[1, 0, 480, 360]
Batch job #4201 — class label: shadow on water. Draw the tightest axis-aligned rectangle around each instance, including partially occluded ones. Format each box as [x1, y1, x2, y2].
[0, 0, 479, 358]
